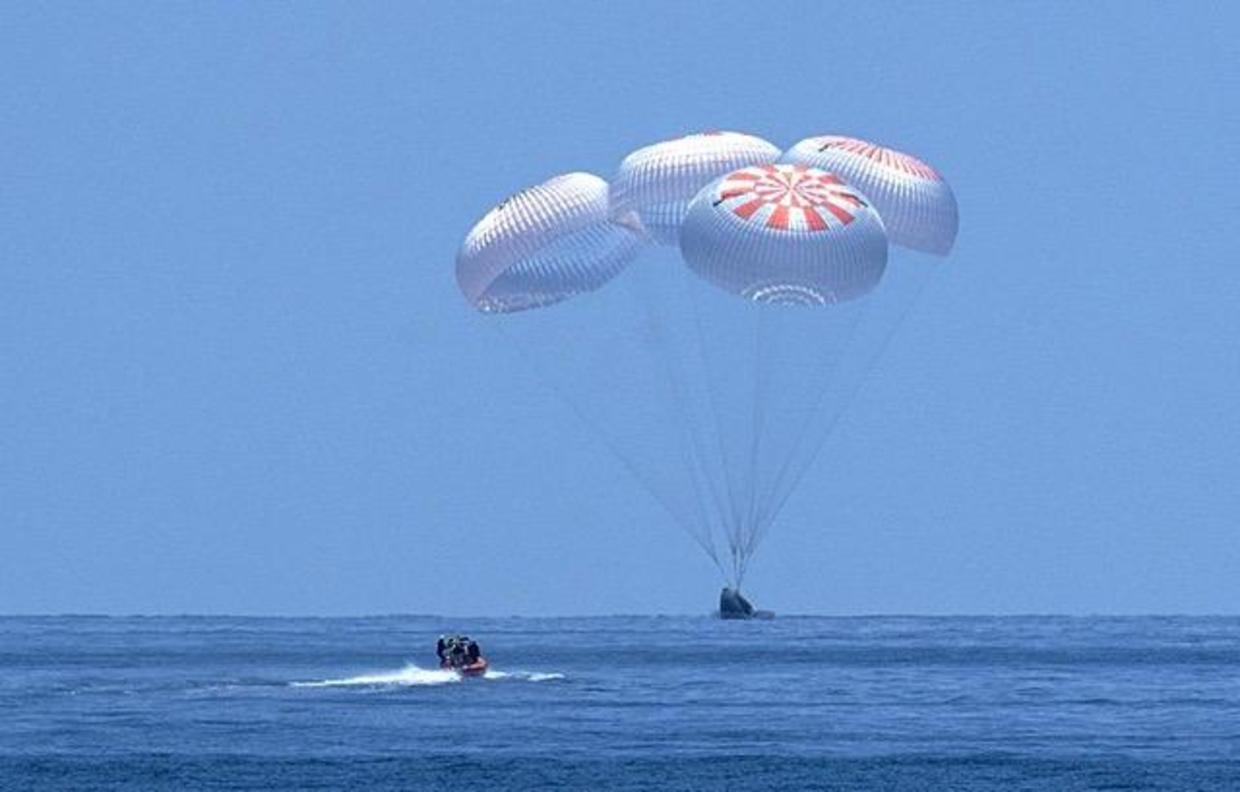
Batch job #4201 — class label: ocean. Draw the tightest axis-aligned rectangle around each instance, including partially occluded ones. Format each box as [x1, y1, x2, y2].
[2, 615, 1237, 790]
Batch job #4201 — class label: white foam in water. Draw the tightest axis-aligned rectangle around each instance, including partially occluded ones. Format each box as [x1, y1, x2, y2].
[291, 665, 565, 688]
[291, 664, 459, 688]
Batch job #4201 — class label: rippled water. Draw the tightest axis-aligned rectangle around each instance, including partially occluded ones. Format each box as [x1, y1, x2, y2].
[2, 615, 1238, 789]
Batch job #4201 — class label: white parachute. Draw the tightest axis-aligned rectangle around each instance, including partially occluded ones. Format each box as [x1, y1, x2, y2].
[457, 133, 956, 589]
[456, 172, 645, 314]
[609, 131, 781, 245]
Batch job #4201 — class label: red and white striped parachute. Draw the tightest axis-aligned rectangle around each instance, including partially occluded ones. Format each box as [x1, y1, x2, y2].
[782, 135, 958, 255]
[679, 164, 887, 305]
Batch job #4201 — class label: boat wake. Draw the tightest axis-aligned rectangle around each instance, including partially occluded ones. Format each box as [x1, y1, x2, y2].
[290, 664, 564, 688]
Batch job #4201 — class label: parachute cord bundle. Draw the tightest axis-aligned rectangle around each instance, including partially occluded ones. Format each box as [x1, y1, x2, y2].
[494, 319, 729, 582]
[690, 290, 749, 584]
[637, 278, 726, 572]
[746, 261, 937, 557]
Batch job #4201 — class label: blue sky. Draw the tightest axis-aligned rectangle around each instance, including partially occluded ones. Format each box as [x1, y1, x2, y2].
[2, 2, 1238, 615]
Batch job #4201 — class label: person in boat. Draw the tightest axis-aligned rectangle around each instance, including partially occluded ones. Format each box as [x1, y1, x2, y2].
[438, 634, 463, 668]
[437, 634, 484, 670]
[448, 638, 467, 669]
[455, 636, 481, 666]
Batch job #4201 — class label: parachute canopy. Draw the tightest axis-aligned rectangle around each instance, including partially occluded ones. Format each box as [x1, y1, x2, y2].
[781, 136, 958, 256]
[679, 164, 888, 305]
[610, 131, 781, 245]
[456, 172, 645, 314]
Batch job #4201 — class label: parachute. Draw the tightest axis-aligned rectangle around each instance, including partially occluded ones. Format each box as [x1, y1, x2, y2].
[679, 163, 887, 305]
[456, 134, 956, 592]
[781, 136, 958, 255]
[609, 131, 781, 245]
[455, 172, 645, 314]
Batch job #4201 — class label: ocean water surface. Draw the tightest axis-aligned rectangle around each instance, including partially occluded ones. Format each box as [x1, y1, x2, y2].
[2, 615, 1238, 790]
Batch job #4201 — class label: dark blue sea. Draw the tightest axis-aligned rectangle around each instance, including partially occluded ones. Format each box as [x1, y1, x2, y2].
[2, 616, 1238, 790]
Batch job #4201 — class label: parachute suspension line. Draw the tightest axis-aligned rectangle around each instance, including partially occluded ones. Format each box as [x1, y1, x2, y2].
[652, 273, 721, 557]
[635, 281, 723, 571]
[632, 259, 753, 577]
[752, 267, 939, 547]
[737, 305, 774, 587]
[496, 323, 727, 580]
[741, 301, 869, 563]
[655, 286, 738, 570]
[689, 287, 746, 576]
[748, 304, 797, 565]
[684, 285, 751, 588]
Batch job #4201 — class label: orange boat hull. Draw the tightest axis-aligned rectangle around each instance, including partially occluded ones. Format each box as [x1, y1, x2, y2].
[442, 659, 489, 677]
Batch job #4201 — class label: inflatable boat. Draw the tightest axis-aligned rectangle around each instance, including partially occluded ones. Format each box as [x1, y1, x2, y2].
[451, 658, 489, 677]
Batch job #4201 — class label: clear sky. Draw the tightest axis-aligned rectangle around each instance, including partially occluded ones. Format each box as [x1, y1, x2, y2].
[3, 2, 1238, 616]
